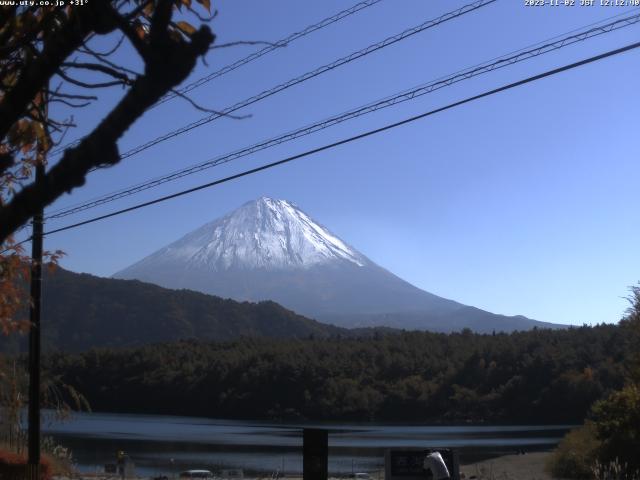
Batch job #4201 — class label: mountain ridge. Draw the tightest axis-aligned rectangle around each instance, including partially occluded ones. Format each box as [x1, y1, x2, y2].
[5, 267, 346, 352]
[114, 197, 564, 332]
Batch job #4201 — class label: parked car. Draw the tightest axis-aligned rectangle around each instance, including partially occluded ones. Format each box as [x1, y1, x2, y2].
[179, 470, 216, 479]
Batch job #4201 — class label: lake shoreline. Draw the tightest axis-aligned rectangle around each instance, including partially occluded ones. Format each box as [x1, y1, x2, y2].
[45, 411, 568, 478]
[460, 451, 555, 480]
[54, 451, 557, 480]
[51, 408, 577, 428]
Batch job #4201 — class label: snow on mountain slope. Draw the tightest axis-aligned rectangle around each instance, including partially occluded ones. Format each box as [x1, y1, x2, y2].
[124, 197, 367, 272]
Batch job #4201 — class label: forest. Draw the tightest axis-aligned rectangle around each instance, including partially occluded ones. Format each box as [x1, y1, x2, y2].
[45, 321, 636, 424]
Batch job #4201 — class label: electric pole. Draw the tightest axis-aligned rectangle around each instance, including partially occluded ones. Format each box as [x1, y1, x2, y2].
[27, 161, 43, 479]
[28, 90, 47, 480]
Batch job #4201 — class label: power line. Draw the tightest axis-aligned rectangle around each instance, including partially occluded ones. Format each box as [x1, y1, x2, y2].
[43, 11, 640, 221]
[4, 0, 497, 238]
[156, 0, 386, 107]
[38, 40, 640, 239]
[49, 0, 387, 157]
[101, 0, 497, 162]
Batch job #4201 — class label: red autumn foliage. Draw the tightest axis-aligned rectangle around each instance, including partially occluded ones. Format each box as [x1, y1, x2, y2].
[0, 448, 52, 480]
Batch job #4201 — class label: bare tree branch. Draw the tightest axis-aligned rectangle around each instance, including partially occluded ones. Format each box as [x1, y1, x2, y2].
[47, 90, 98, 101]
[49, 98, 92, 108]
[111, 14, 150, 61]
[169, 88, 251, 117]
[78, 45, 142, 77]
[186, 5, 218, 23]
[50, 118, 75, 147]
[0, 3, 119, 141]
[0, 5, 215, 243]
[149, 0, 173, 46]
[60, 62, 133, 84]
[80, 34, 126, 58]
[56, 69, 127, 89]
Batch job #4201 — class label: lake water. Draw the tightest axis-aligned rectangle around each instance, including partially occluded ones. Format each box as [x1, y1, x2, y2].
[43, 411, 573, 477]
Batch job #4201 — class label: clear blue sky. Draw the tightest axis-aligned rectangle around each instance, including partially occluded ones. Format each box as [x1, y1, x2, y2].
[35, 0, 640, 326]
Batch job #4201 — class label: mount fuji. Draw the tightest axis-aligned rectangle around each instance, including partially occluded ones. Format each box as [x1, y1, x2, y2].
[114, 197, 561, 332]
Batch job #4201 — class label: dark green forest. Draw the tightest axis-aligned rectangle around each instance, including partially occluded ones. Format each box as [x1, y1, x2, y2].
[46, 322, 636, 424]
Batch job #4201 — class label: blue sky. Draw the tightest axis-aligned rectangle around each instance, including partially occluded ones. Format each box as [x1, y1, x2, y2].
[35, 0, 640, 326]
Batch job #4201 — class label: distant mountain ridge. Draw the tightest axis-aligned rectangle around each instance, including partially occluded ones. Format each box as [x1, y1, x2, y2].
[3, 267, 344, 352]
[114, 197, 564, 333]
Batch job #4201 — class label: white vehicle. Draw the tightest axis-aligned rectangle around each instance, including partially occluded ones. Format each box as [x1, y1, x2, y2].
[348, 473, 371, 480]
[179, 470, 216, 479]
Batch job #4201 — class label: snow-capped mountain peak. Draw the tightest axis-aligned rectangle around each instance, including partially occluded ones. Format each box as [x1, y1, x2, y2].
[113, 197, 555, 333]
[127, 197, 368, 272]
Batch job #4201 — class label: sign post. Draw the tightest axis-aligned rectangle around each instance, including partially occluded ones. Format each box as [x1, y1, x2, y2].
[303, 428, 328, 480]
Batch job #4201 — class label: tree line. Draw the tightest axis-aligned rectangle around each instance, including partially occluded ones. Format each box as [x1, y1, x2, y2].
[44, 322, 636, 424]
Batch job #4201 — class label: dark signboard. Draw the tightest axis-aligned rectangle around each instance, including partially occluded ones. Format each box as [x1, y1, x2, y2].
[303, 428, 328, 480]
[388, 450, 426, 476]
[385, 448, 459, 480]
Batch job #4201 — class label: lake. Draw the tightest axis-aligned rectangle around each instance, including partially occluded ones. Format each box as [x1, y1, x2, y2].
[43, 411, 573, 477]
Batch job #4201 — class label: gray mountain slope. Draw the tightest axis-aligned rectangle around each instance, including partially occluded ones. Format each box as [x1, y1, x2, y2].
[114, 197, 563, 332]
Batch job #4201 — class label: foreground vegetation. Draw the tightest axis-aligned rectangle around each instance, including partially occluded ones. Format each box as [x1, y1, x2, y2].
[547, 287, 640, 479]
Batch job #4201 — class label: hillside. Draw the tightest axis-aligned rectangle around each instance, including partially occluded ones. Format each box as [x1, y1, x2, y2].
[8, 267, 346, 352]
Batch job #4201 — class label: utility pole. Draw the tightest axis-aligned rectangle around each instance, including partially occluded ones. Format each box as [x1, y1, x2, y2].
[28, 91, 47, 480]
[27, 161, 43, 479]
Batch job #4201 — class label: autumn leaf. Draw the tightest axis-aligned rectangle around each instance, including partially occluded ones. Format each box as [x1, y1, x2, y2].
[176, 21, 196, 36]
[33, 122, 50, 151]
[143, 1, 155, 18]
[196, 0, 211, 12]
[133, 21, 147, 40]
